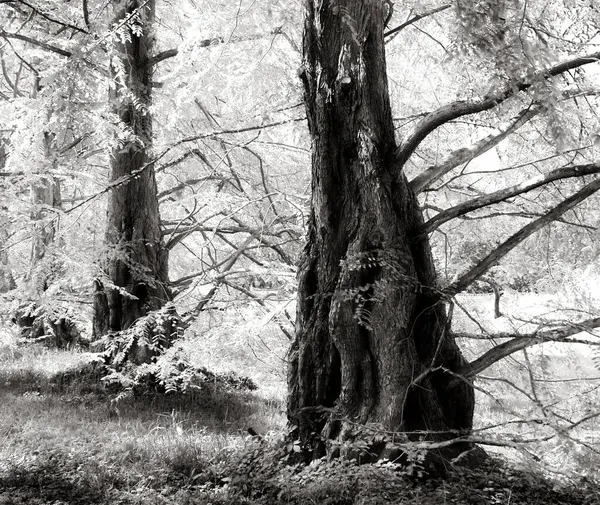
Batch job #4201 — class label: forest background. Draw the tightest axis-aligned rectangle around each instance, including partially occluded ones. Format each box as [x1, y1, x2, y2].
[2, 0, 600, 503]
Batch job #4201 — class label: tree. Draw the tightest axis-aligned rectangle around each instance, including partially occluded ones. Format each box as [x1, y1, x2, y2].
[288, 0, 475, 465]
[92, 0, 172, 350]
[0, 3, 89, 344]
[288, 0, 600, 467]
[0, 138, 15, 293]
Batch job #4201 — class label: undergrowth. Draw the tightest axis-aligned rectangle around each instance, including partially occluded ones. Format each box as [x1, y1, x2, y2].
[2, 298, 600, 504]
[2, 440, 599, 505]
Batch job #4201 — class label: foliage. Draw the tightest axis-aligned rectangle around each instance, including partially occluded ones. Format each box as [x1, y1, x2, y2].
[98, 304, 182, 367]
[5, 442, 597, 505]
[100, 347, 258, 400]
[12, 300, 87, 347]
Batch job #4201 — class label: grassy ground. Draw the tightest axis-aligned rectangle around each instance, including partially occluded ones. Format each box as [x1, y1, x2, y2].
[2, 299, 600, 504]
[0, 341, 285, 504]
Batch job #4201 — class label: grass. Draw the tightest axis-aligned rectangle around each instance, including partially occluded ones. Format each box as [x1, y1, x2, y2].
[2, 296, 600, 504]
[0, 325, 287, 503]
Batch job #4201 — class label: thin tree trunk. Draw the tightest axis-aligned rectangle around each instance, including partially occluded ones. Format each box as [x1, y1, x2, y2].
[29, 124, 62, 293]
[288, 0, 479, 469]
[93, 0, 171, 341]
[30, 135, 62, 257]
[0, 221, 15, 293]
[0, 140, 16, 293]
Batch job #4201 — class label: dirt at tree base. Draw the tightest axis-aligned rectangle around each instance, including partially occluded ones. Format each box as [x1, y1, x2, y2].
[1, 452, 597, 505]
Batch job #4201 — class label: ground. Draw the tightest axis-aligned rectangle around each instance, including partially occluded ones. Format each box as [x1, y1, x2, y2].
[1, 293, 600, 504]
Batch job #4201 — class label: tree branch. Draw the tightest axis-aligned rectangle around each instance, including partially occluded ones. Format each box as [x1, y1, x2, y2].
[148, 48, 178, 66]
[442, 208, 596, 230]
[422, 162, 600, 234]
[384, 4, 451, 39]
[181, 237, 254, 324]
[230, 215, 295, 266]
[82, 0, 90, 29]
[14, 0, 88, 33]
[221, 279, 293, 340]
[148, 27, 284, 67]
[0, 29, 72, 57]
[442, 177, 600, 296]
[216, 231, 264, 267]
[410, 106, 540, 193]
[460, 317, 600, 377]
[162, 223, 294, 238]
[397, 51, 600, 166]
[66, 117, 304, 216]
[177, 117, 306, 144]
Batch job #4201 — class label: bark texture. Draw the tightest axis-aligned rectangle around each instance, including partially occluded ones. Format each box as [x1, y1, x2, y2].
[26, 128, 63, 296]
[0, 215, 15, 293]
[0, 141, 16, 293]
[29, 173, 61, 267]
[93, 0, 170, 340]
[288, 0, 477, 467]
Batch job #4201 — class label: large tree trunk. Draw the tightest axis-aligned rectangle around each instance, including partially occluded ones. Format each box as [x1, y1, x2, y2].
[93, 0, 171, 341]
[288, 0, 478, 469]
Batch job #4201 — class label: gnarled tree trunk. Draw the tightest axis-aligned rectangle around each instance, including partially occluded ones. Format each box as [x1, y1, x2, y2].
[288, 0, 479, 469]
[93, 0, 171, 343]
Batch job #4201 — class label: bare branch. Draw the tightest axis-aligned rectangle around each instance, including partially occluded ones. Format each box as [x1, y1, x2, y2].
[396, 51, 600, 166]
[14, 0, 87, 33]
[422, 162, 600, 234]
[240, 143, 280, 218]
[82, 0, 90, 29]
[0, 29, 72, 57]
[410, 106, 540, 193]
[384, 4, 451, 39]
[442, 177, 600, 296]
[383, 0, 394, 28]
[148, 27, 284, 67]
[148, 48, 178, 66]
[181, 237, 254, 324]
[222, 279, 293, 340]
[66, 117, 305, 215]
[178, 117, 306, 145]
[443, 208, 596, 230]
[162, 223, 296, 239]
[216, 231, 264, 267]
[230, 215, 295, 266]
[460, 317, 600, 377]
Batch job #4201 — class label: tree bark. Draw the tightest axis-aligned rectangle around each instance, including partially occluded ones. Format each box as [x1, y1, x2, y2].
[288, 0, 478, 468]
[0, 140, 16, 293]
[30, 128, 62, 293]
[93, 0, 170, 339]
[0, 216, 15, 293]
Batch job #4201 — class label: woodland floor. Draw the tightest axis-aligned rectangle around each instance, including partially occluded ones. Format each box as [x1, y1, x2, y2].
[1, 316, 600, 505]
[0, 351, 598, 504]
